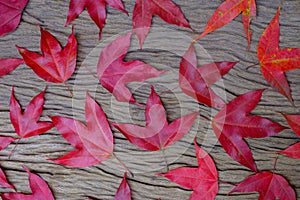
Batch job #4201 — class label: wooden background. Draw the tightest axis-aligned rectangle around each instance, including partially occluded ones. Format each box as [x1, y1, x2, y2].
[0, 0, 300, 199]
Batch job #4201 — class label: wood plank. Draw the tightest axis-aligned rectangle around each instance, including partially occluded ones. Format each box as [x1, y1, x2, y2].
[0, 0, 299, 199]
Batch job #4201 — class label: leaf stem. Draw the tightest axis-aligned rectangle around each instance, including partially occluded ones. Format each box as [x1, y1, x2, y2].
[23, 10, 44, 24]
[161, 148, 169, 171]
[246, 63, 259, 70]
[273, 153, 279, 173]
[82, 65, 98, 79]
[64, 82, 73, 97]
[8, 138, 21, 159]
[112, 153, 133, 177]
[219, 179, 237, 186]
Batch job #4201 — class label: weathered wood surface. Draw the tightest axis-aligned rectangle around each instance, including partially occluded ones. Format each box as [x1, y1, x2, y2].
[0, 0, 300, 199]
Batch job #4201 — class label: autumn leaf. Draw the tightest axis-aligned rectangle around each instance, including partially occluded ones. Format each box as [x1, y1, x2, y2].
[0, 0, 28, 37]
[194, 0, 256, 45]
[114, 173, 131, 200]
[0, 166, 55, 200]
[230, 171, 296, 200]
[17, 26, 77, 84]
[280, 142, 300, 159]
[10, 87, 53, 139]
[97, 32, 166, 105]
[111, 85, 199, 151]
[279, 114, 300, 159]
[257, 7, 300, 104]
[0, 58, 23, 77]
[132, 0, 191, 48]
[157, 139, 218, 200]
[179, 43, 237, 108]
[212, 90, 286, 172]
[49, 92, 113, 168]
[242, 0, 256, 48]
[0, 167, 14, 189]
[0, 136, 16, 151]
[65, 0, 128, 38]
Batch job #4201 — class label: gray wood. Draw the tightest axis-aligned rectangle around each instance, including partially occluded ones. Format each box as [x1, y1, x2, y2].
[0, 0, 300, 199]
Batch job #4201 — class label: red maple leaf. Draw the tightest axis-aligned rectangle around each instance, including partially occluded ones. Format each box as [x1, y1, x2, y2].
[194, 0, 256, 46]
[212, 90, 286, 172]
[17, 26, 77, 84]
[230, 171, 296, 200]
[10, 87, 53, 139]
[0, 167, 14, 189]
[0, 0, 28, 37]
[1, 166, 55, 200]
[0, 58, 23, 77]
[114, 173, 131, 200]
[179, 43, 237, 108]
[157, 140, 218, 200]
[0, 136, 16, 151]
[132, 0, 191, 48]
[279, 114, 300, 159]
[65, 0, 128, 38]
[257, 7, 300, 104]
[112, 85, 199, 151]
[97, 32, 166, 105]
[49, 92, 113, 168]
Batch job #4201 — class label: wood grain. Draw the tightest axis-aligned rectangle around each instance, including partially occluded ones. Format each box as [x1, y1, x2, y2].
[0, 0, 300, 199]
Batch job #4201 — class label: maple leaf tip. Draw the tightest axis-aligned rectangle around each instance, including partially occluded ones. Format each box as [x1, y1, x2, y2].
[155, 173, 164, 177]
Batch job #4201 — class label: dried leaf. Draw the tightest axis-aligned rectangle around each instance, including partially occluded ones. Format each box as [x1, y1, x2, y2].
[257, 7, 300, 104]
[114, 173, 131, 200]
[230, 171, 296, 200]
[10, 87, 53, 139]
[50, 92, 113, 167]
[0, 0, 28, 37]
[112, 85, 198, 151]
[212, 90, 286, 171]
[157, 140, 218, 200]
[66, 0, 128, 38]
[179, 43, 237, 108]
[97, 32, 166, 105]
[17, 27, 77, 83]
[132, 0, 191, 48]
[1, 166, 55, 200]
[0, 58, 23, 77]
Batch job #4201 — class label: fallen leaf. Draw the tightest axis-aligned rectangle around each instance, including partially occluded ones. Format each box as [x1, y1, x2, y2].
[0, 0, 28, 37]
[114, 173, 131, 200]
[212, 90, 286, 172]
[112, 85, 198, 151]
[280, 142, 300, 159]
[17, 26, 77, 83]
[279, 114, 300, 159]
[97, 32, 166, 105]
[282, 114, 300, 136]
[242, 0, 256, 48]
[257, 7, 300, 104]
[66, 0, 128, 38]
[10, 87, 53, 138]
[230, 171, 296, 200]
[179, 43, 237, 108]
[0, 167, 14, 189]
[0, 166, 55, 200]
[194, 0, 255, 44]
[157, 139, 218, 200]
[0, 136, 16, 151]
[50, 92, 113, 168]
[0, 58, 23, 77]
[132, 0, 191, 48]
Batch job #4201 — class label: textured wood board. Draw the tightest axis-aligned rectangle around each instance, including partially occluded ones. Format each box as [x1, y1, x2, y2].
[0, 0, 300, 199]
